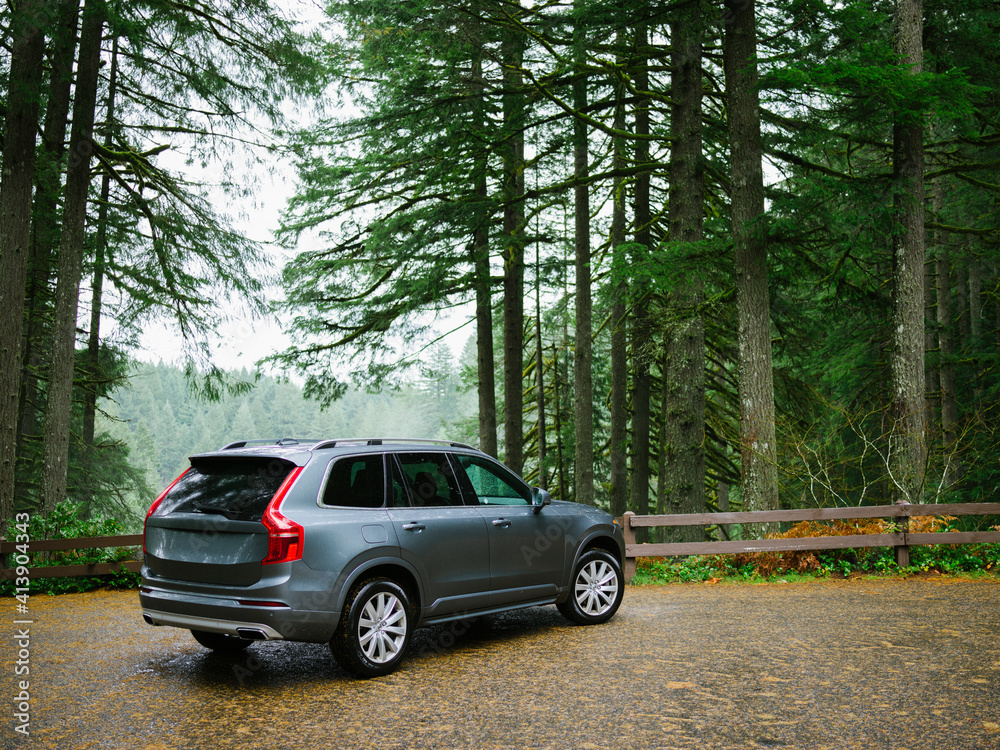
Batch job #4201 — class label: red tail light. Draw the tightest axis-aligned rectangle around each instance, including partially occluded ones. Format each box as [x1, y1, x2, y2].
[144, 469, 189, 556]
[262, 467, 304, 565]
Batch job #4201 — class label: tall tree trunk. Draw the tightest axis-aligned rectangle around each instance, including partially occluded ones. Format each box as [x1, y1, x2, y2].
[472, 197, 497, 459]
[534, 241, 547, 489]
[889, 0, 926, 504]
[608, 63, 629, 520]
[724, 0, 778, 535]
[17, 0, 81, 488]
[968, 252, 983, 403]
[0, 0, 48, 521]
[470, 51, 497, 458]
[83, 35, 118, 443]
[554, 342, 567, 498]
[629, 20, 652, 518]
[933, 183, 957, 486]
[501, 15, 526, 474]
[968, 254, 982, 342]
[924, 241, 939, 437]
[955, 260, 970, 350]
[40, 1, 106, 512]
[80, 34, 119, 506]
[661, 1, 707, 542]
[572, 2, 595, 506]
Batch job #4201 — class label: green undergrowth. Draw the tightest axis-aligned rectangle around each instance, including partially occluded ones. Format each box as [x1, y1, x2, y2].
[631, 543, 1000, 585]
[2, 501, 141, 596]
[632, 517, 1000, 585]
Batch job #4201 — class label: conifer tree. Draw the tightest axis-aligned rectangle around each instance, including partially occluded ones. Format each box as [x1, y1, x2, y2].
[0, 0, 49, 519]
[725, 0, 779, 530]
[889, 0, 927, 503]
[40, 0, 105, 512]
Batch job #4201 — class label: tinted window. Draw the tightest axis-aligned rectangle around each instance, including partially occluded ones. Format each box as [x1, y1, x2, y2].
[394, 452, 465, 507]
[321, 455, 386, 508]
[388, 459, 411, 508]
[155, 458, 296, 522]
[455, 455, 531, 506]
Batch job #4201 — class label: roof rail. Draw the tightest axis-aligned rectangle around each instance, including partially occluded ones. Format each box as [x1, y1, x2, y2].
[220, 438, 317, 450]
[312, 437, 476, 451]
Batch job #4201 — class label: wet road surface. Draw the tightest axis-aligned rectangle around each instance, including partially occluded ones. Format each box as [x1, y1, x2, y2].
[3, 578, 999, 749]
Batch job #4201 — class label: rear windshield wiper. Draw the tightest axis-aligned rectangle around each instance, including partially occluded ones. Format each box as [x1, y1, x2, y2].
[191, 501, 241, 520]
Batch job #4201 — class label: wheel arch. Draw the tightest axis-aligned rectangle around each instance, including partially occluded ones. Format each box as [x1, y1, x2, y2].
[559, 528, 625, 596]
[337, 559, 422, 616]
[574, 526, 625, 567]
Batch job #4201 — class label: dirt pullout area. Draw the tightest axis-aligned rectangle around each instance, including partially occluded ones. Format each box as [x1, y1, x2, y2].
[3, 578, 998, 749]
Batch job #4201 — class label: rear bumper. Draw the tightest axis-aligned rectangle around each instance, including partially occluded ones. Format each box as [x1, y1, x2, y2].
[139, 584, 340, 643]
[142, 608, 285, 640]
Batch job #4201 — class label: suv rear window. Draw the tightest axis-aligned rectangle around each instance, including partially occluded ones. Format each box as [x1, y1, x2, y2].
[154, 457, 297, 522]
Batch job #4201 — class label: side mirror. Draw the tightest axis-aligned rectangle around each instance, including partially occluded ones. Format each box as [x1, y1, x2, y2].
[531, 488, 552, 514]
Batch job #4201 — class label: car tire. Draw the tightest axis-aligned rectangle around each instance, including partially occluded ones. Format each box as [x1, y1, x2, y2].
[190, 629, 254, 652]
[557, 549, 624, 625]
[330, 577, 413, 678]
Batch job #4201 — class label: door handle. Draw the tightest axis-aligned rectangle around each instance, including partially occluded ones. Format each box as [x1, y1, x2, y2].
[492, 519, 512, 528]
[402, 522, 426, 532]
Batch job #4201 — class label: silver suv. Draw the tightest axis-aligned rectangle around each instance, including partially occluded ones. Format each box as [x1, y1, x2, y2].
[140, 438, 625, 677]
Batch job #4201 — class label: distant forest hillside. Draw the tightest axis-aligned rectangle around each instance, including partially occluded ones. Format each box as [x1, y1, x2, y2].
[99, 351, 475, 524]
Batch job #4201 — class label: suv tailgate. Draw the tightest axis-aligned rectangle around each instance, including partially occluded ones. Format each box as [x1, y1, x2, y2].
[144, 456, 298, 586]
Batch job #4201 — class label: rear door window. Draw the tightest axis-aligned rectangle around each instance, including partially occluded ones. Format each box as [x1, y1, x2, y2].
[393, 452, 465, 507]
[320, 454, 386, 508]
[154, 457, 296, 522]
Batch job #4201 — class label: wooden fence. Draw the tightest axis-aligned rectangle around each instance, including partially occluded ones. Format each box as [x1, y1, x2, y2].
[0, 534, 143, 580]
[2, 501, 999, 582]
[620, 501, 1000, 580]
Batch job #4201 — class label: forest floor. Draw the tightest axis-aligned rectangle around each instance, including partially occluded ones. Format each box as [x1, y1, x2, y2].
[3, 578, 998, 749]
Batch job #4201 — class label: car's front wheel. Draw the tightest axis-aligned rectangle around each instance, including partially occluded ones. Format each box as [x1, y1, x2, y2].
[330, 578, 413, 678]
[557, 549, 624, 625]
[190, 629, 254, 652]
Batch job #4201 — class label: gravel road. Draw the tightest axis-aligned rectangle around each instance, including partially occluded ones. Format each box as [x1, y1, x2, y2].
[3, 577, 998, 749]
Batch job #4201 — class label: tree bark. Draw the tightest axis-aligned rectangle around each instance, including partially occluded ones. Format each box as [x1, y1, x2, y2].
[661, 1, 707, 542]
[553, 341, 567, 498]
[534, 241, 547, 489]
[608, 62, 629, 520]
[40, 1, 106, 512]
[724, 0, 779, 535]
[17, 0, 81, 486]
[0, 0, 47, 521]
[572, 2, 595, 506]
[80, 34, 120, 506]
[629, 19, 652, 518]
[501, 15, 526, 474]
[933, 183, 957, 485]
[968, 254, 982, 342]
[470, 51, 497, 459]
[889, 0, 926, 504]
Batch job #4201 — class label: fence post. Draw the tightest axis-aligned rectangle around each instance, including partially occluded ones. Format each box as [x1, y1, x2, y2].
[622, 511, 636, 581]
[894, 500, 910, 568]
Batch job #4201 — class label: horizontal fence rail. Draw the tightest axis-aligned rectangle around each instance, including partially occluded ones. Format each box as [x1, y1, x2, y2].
[0, 534, 143, 580]
[619, 502, 1000, 580]
[3, 502, 999, 583]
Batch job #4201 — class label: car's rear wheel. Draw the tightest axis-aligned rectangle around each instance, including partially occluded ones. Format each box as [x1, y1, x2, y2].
[557, 549, 624, 625]
[330, 577, 413, 678]
[190, 629, 254, 652]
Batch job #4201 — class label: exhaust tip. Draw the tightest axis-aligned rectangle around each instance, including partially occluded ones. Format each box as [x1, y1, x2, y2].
[143, 614, 156, 626]
[236, 628, 269, 641]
